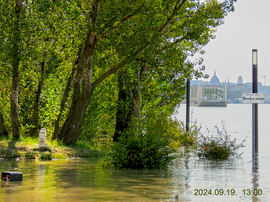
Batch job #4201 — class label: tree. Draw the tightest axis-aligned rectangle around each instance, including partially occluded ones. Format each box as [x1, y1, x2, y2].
[0, 0, 237, 144]
[0, 107, 8, 137]
[56, 0, 188, 143]
[59, 0, 238, 144]
[112, 0, 235, 141]
[0, 0, 85, 138]
[9, 0, 24, 138]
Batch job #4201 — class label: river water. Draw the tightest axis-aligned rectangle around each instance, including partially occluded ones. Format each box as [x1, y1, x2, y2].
[0, 104, 269, 201]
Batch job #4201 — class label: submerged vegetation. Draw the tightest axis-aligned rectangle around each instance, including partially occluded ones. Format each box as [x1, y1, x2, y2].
[197, 123, 246, 160]
[0, 119, 246, 165]
[107, 113, 179, 169]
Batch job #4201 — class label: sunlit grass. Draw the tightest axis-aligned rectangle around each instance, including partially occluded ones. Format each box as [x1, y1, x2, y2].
[0, 135, 106, 159]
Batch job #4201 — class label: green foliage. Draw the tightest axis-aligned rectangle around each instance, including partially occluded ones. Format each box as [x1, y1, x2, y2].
[0, 0, 88, 138]
[39, 153, 52, 160]
[170, 117, 200, 147]
[107, 111, 177, 169]
[178, 131, 196, 147]
[108, 134, 176, 169]
[19, 151, 39, 159]
[0, 137, 104, 159]
[51, 153, 68, 159]
[197, 123, 246, 160]
[20, 136, 39, 146]
[79, 74, 118, 145]
[0, 0, 237, 144]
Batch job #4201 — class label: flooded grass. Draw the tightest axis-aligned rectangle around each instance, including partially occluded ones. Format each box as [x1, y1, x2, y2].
[0, 137, 105, 160]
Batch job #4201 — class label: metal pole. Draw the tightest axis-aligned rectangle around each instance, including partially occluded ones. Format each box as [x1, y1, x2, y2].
[252, 49, 258, 157]
[186, 79, 190, 132]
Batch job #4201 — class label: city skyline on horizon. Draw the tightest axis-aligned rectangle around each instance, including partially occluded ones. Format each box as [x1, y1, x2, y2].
[193, 71, 269, 86]
[193, 0, 270, 86]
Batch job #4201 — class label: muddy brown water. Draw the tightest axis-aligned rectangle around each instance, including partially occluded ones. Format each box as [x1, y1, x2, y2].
[0, 154, 268, 202]
[0, 104, 269, 201]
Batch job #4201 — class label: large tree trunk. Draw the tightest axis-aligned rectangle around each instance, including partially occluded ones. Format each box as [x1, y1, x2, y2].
[11, 62, 20, 138]
[113, 88, 140, 142]
[57, 0, 100, 144]
[113, 66, 146, 142]
[113, 70, 133, 142]
[11, 0, 23, 139]
[53, 44, 82, 140]
[0, 107, 8, 137]
[58, 34, 96, 144]
[52, 66, 75, 140]
[29, 60, 46, 137]
[58, 92, 92, 143]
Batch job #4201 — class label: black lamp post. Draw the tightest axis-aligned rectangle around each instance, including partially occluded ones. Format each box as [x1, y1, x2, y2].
[186, 79, 190, 132]
[252, 49, 258, 157]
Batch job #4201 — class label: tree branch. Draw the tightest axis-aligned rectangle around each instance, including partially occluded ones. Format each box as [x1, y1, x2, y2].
[92, 0, 189, 92]
[81, 0, 100, 94]
[96, 4, 145, 42]
[174, 0, 182, 10]
[159, 0, 188, 33]
[91, 42, 151, 92]
[92, 58, 131, 92]
[162, 36, 186, 51]
[88, 0, 100, 44]
[135, 58, 153, 65]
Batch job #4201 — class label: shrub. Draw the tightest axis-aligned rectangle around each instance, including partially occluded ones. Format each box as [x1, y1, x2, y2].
[170, 117, 200, 148]
[179, 120, 200, 146]
[197, 122, 246, 160]
[107, 112, 177, 169]
[39, 153, 52, 160]
[108, 133, 176, 169]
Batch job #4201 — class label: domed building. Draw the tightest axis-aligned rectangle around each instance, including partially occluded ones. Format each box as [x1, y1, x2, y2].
[210, 71, 220, 85]
[238, 76, 243, 84]
[190, 70, 227, 107]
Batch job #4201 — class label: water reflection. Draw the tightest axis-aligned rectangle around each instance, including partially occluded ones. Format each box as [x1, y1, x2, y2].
[2, 104, 270, 201]
[0, 154, 269, 202]
[252, 156, 259, 202]
[0, 158, 179, 201]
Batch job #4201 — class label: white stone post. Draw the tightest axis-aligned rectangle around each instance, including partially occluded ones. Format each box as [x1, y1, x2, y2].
[39, 128, 47, 149]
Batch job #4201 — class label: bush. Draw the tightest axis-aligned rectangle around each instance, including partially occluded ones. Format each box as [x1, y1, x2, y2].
[39, 153, 52, 160]
[179, 120, 200, 146]
[197, 123, 246, 160]
[108, 133, 176, 169]
[169, 117, 200, 148]
[107, 112, 177, 169]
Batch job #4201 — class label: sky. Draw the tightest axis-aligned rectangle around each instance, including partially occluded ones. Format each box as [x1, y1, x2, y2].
[194, 0, 270, 85]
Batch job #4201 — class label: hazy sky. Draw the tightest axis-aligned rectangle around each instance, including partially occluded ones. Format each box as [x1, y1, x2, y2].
[195, 0, 270, 85]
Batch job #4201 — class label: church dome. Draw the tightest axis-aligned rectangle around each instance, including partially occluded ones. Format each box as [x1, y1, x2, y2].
[238, 76, 243, 84]
[210, 71, 220, 85]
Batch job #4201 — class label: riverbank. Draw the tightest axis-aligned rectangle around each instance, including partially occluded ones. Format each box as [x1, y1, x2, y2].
[0, 138, 105, 160]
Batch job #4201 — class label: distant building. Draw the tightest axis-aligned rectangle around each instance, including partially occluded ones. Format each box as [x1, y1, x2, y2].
[238, 76, 243, 84]
[210, 71, 220, 85]
[191, 72, 227, 107]
[190, 72, 270, 103]
[191, 85, 227, 107]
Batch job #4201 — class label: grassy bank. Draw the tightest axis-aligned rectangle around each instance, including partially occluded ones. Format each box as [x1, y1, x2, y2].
[0, 137, 105, 160]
